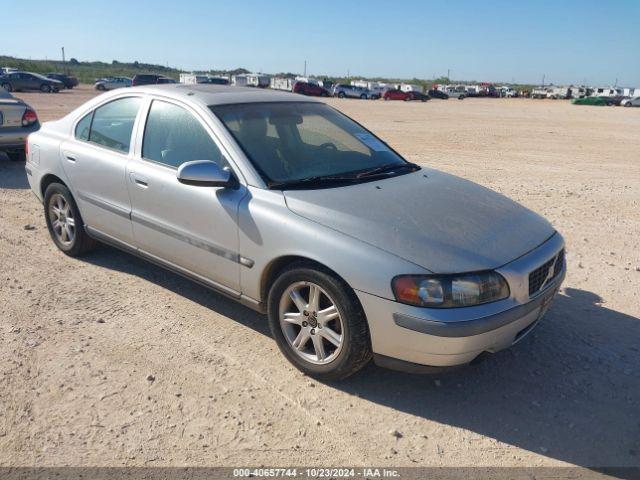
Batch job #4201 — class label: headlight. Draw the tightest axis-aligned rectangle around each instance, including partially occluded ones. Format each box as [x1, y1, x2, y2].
[392, 271, 510, 308]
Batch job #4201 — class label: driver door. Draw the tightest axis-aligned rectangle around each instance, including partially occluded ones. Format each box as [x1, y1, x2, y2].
[127, 98, 246, 293]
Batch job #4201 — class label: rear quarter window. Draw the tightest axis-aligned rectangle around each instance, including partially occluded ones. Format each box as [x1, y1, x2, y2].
[75, 112, 92, 141]
[89, 97, 141, 153]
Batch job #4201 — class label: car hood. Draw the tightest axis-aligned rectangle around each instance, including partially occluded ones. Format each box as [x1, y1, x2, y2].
[283, 168, 555, 273]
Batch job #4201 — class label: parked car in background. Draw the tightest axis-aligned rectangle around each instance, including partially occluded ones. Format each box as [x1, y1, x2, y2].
[293, 81, 330, 97]
[332, 84, 372, 99]
[0, 71, 64, 93]
[25, 84, 566, 379]
[0, 88, 39, 161]
[383, 89, 412, 101]
[131, 74, 176, 86]
[621, 96, 640, 107]
[600, 95, 628, 106]
[94, 76, 132, 91]
[1, 67, 18, 75]
[572, 97, 607, 106]
[205, 76, 229, 85]
[47, 73, 79, 89]
[383, 89, 429, 102]
[407, 91, 430, 102]
[444, 86, 467, 99]
[427, 89, 449, 100]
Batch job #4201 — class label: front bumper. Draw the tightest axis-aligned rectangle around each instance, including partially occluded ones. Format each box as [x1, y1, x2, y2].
[357, 233, 566, 370]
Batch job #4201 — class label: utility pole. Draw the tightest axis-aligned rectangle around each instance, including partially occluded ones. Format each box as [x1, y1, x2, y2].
[447, 69, 450, 81]
[614, 77, 618, 87]
[542, 74, 545, 86]
[304, 60, 307, 77]
[61, 47, 66, 74]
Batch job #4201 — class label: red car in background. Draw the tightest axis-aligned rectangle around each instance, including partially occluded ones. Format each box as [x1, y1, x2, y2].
[384, 89, 410, 101]
[293, 81, 330, 97]
[384, 89, 430, 102]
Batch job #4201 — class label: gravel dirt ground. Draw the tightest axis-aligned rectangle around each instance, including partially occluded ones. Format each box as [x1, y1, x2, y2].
[1, 86, 638, 470]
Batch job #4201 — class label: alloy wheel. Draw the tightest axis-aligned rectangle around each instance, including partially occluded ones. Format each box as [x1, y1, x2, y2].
[279, 281, 344, 365]
[48, 193, 76, 246]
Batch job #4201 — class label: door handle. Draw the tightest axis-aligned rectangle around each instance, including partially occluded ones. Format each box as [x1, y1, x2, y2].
[63, 151, 77, 162]
[129, 172, 149, 188]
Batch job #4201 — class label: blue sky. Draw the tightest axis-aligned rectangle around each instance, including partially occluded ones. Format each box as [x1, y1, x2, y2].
[4, 0, 639, 85]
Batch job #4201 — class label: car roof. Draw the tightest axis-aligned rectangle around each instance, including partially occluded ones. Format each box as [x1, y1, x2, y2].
[129, 84, 321, 106]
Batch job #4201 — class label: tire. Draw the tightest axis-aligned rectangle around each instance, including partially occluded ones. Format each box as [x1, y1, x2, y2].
[44, 183, 97, 257]
[267, 263, 372, 381]
[40, 84, 52, 93]
[338, 92, 345, 98]
[2, 83, 12, 92]
[624, 102, 632, 107]
[360, 94, 367, 100]
[96, 84, 106, 91]
[7, 150, 26, 162]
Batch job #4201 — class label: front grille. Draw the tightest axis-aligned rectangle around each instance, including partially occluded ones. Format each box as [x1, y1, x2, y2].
[528, 249, 564, 297]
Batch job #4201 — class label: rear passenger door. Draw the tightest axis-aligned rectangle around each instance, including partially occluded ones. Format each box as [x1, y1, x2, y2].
[61, 96, 143, 246]
[127, 98, 246, 293]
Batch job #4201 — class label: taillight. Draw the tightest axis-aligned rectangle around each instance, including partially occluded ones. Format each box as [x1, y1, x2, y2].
[22, 108, 38, 127]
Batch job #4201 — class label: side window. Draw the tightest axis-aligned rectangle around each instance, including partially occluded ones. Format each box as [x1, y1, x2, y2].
[75, 112, 92, 141]
[142, 100, 223, 169]
[89, 97, 141, 153]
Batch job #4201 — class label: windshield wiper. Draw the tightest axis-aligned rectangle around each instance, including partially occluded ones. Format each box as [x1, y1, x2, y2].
[355, 162, 420, 179]
[267, 175, 360, 190]
[267, 163, 420, 190]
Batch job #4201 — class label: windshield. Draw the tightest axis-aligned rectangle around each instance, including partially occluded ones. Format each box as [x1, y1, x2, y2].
[210, 102, 411, 187]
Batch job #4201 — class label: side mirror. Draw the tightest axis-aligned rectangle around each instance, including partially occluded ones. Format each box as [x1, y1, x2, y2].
[177, 160, 234, 188]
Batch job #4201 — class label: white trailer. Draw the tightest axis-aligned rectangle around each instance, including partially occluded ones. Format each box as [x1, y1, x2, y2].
[233, 73, 271, 88]
[465, 85, 481, 95]
[547, 86, 571, 99]
[592, 86, 623, 97]
[180, 73, 210, 85]
[531, 87, 550, 99]
[399, 83, 421, 92]
[271, 77, 295, 91]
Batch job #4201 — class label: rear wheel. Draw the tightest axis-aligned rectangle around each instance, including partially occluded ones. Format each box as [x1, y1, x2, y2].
[1, 83, 12, 92]
[360, 94, 367, 99]
[338, 92, 346, 98]
[96, 84, 106, 91]
[44, 183, 97, 256]
[40, 84, 52, 93]
[624, 101, 632, 107]
[268, 264, 372, 380]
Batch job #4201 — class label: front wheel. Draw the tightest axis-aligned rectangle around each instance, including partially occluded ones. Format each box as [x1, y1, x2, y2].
[44, 183, 97, 256]
[338, 92, 345, 98]
[267, 264, 372, 380]
[360, 94, 367, 99]
[40, 84, 52, 93]
[1, 83, 12, 92]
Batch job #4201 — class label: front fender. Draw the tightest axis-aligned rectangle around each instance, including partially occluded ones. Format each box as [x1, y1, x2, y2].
[238, 187, 430, 303]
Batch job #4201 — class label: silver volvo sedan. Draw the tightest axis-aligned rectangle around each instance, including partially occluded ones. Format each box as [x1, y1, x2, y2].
[25, 85, 565, 380]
